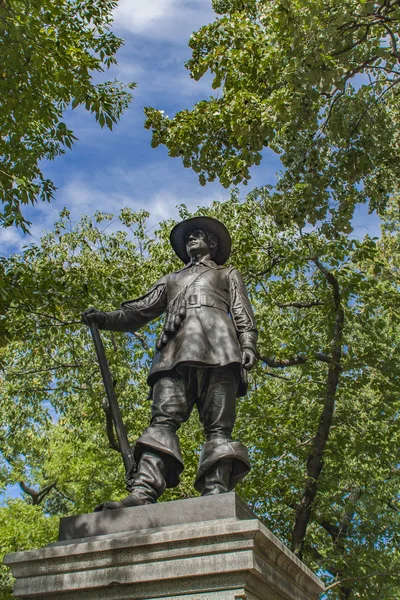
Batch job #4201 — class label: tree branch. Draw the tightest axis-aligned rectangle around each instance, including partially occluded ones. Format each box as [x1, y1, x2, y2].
[276, 300, 324, 309]
[382, 23, 398, 56]
[325, 571, 395, 592]
[132, 331, 150, 350]
[331, 26, 370, 57]
[19, 480, 57, 505]
[110, 332, 118, 352]
[262, 370, 295, 381]
[247, 256, 283, 280]
[8, 363, 84, 376]
[259, 352, 332, 368]
[53, 487, 76, 504]
[318, 488, 362, 543]
[18, 307, 79, 326]
[349, 77, 400, 137]
[314, 352, 333, 364]
[266, 437, 314, 475]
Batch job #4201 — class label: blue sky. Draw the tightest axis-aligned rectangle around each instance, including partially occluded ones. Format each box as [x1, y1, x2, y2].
[0, 0, 381, 256]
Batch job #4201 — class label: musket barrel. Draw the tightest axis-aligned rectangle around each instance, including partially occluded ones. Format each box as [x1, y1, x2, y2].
[89, 322, 132, 472]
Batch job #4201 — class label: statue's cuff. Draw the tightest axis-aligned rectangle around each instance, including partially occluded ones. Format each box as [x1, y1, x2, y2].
[238, 331, 257, 352]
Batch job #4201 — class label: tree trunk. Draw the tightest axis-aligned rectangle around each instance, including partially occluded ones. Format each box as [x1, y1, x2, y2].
[291, 259, 344, 558]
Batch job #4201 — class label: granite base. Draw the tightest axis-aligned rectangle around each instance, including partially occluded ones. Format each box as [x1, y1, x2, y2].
[4, 493, 324, 600]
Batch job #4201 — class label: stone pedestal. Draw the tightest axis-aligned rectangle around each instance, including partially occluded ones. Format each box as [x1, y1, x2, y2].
[4, 493, 324, 600]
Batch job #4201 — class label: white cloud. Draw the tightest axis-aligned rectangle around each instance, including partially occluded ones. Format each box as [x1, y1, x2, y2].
[0, 226, 26, 255]
[54, 179, 134, 221]
[48, 162, 228, 234]
[140, 187, 227, 225]
[113, 0, 215, 42]
[111, 58, 213, 102]
[115, 0, 171, 32]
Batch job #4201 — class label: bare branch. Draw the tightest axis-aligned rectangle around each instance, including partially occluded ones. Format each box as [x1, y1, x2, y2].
[18, 307, 79, 326]
[247, 256, 283, 280]
[8, 363, 84, 377]
[53, 487, 76, 504]
[19, 480, 57, 505]
[37, 482, 57, 504]
[318, 488, 362, 543]
[276, 300, 324, 309]
[266, 437, 314, 475]
[382, 23, 398, 56]
[312, 257, 341, 306]
[319, 88, 347, 134]
[342, 55, 381, 87]
[110, 332, 118, 353]
[319, 519, 339, 537]
[259, 352, 332, 368]
[263, 370, 295, 381]
[19, 481, 37, 497]
[314, 352, 333, 364]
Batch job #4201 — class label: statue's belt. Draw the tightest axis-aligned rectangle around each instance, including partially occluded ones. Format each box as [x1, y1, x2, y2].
[185, 290, 228, 312]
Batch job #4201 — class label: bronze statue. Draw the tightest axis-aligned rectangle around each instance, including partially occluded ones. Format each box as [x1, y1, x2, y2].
[83, 217, 257, 510]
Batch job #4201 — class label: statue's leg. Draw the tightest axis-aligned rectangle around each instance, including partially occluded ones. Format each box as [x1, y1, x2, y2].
[197, 363, 239, 441]
[194, 365, 251, 495]
[95, 370, 192, 511]
[137, 368, 193, 487]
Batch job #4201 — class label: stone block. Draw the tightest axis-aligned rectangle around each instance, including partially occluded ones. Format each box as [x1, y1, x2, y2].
[58, 491, 255, 542]
[4, 493, 325, 600]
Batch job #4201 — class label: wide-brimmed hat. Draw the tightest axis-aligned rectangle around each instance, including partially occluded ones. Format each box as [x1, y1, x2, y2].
[170, 216, 232, 265]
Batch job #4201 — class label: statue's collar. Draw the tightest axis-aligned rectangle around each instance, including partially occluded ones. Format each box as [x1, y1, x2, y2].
[182, 258, 219, 270]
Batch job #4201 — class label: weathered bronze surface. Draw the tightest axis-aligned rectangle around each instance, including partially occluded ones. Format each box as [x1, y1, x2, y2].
[83, 217, 257, 510]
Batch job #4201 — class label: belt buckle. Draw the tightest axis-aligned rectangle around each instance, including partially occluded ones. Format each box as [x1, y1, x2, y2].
[188, 293, 201, 307]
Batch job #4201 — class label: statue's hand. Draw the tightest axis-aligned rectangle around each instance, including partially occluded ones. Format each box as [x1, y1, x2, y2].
[82, 307, 106, 328]
[242, 348, 257, 371]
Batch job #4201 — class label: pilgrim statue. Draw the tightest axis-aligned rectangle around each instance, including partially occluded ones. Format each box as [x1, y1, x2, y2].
[83, 217, 257, 510]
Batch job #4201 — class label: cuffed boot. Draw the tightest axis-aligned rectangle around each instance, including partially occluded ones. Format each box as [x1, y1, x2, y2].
[201, 458, 233, 496]
[95, 451, 167, 511]
[194, 438, 250, 494]
[130, 450, 167, 503]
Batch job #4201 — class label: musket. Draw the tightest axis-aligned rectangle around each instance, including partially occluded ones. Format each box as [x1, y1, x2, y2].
[89, 321, 137, 490]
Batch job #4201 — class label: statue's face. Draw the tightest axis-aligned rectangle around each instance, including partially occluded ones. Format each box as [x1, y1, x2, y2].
[186, 229, 211, 259]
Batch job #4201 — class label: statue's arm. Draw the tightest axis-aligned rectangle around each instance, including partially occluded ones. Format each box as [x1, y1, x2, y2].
[83, 278, 168, 333]
[229, 269, 258, 366]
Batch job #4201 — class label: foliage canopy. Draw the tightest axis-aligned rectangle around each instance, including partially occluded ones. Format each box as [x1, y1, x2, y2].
[145, 0, 400, 232]
[0, 0, 135, 231]
[1, 199, 400, 599]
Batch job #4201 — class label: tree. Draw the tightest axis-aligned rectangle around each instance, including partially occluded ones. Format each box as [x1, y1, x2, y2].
[221, 193, 400, 598]
[1, 200, 400, 598]
[0, 0, 135, 231]
[0, 500, 59, 598]
[144, 0, 400, 233]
